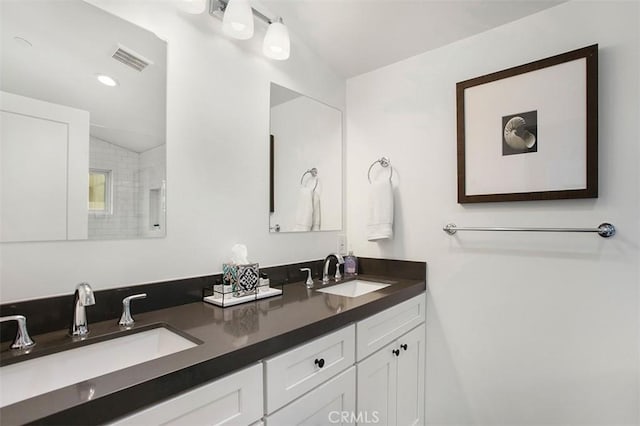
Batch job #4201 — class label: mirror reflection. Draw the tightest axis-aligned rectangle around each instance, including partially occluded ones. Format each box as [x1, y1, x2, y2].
[269, 83, 342, 233]
[0, 0, 167, 241]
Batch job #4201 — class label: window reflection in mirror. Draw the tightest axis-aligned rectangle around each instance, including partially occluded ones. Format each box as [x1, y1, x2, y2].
[0, 0, 167, 241]
[269, 83, 343, 233]
[89, 170, 111, 214]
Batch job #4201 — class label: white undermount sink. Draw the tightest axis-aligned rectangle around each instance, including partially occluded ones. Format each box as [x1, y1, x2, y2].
[316, 279, 391, 298]
[0, 325, 198, 407]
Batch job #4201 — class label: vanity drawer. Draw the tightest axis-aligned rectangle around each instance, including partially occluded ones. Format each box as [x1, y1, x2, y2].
[265, 366, 355, 426]
[109, 363, 263, 426]
[356, 293, 425, 361]
[264, 324, 355, 414]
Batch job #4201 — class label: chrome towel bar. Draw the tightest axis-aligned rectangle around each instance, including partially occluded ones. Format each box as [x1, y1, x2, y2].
[443, 222, 616, 238]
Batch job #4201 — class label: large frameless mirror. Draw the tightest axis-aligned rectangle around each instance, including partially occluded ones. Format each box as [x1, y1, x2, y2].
[0, 0, 167, 241]
[268, 83, 343, 233]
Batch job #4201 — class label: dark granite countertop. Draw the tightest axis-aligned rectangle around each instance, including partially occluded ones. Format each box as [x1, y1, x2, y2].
[0, 275, 425, 425]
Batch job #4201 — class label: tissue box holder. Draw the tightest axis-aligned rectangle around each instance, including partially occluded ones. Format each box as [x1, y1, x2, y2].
[203, 263, 282, 307]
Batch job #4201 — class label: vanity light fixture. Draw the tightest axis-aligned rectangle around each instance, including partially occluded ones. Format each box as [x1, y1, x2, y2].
[263, 17, 290, 60]
[96, 74, 118, 87]
[187, 0, 291, 60]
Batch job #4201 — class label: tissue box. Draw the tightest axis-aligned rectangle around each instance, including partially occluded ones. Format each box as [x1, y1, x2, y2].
[204, 265, 283, 307]
[223, 263, 259, 294]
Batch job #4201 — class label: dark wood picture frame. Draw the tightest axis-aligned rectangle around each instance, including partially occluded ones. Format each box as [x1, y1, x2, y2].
[456, 44, 598, 203]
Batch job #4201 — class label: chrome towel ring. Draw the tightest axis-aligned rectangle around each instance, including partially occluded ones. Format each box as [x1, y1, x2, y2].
[367, 157, 392, 183]
[300, 168, 319, 190]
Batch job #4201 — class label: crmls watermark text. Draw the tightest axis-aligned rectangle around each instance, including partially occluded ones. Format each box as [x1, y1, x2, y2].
[328, 411, 380, 424]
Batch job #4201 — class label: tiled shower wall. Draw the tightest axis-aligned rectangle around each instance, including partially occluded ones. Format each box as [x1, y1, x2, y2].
[89, 136, 140, 239]
[139, 145, 166, 237]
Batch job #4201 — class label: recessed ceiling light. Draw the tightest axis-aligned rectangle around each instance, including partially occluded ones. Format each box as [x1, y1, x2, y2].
[96, 74, 118, 87]
[13, 36, 32, 48]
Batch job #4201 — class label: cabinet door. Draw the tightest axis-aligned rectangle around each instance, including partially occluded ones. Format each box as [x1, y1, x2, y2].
[356, 341, 397, 426]
[265, 367, 355, 426]
[264, 325, 355, 413]
[109, 363, 263, 426]
[396, 324, 425, 426]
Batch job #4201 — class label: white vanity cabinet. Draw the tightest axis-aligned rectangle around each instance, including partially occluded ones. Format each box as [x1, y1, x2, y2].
[263, 294, 425, 426]
[108, 293, 425, 426]
[357, 324, 425, 426]
[355, 293, 426, 426]
[109, 363, 263, 426]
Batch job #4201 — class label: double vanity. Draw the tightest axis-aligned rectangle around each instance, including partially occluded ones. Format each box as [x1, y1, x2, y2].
[0, 258, 425, 425]
[0, 2, 425, 425]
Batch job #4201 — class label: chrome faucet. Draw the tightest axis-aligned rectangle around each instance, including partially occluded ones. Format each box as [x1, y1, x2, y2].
[322, 253, 345, 285]
[0, 315, 35, 349]
[70, 282, 95, 337]
[119, 293, 147, 327]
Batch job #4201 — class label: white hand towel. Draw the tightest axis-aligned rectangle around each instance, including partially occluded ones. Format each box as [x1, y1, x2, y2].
[367, 179, 394, 240]
[311, 189, 321, 231]
[294, 186, 313, 231]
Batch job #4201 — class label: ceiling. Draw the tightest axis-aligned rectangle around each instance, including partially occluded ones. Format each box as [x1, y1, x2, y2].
[0, 0, 167, 153]
[260, 0, 568, 78]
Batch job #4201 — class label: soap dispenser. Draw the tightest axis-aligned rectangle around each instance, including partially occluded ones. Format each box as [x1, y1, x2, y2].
[344, 250, 358, 276]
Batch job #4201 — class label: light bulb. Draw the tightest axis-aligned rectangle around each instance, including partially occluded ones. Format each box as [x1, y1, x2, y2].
[263, 18, 290, 60]
[179, 0, 207, 14]
[222, 0, 254, 40]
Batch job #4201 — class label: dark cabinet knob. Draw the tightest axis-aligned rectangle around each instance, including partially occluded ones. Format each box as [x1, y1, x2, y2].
[392, 349, 400, 356]
[314, 358, 325, 368]
[401, 344, 408, 351]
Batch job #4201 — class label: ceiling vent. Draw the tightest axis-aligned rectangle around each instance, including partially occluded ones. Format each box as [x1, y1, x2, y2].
[111, 45, 152, 72]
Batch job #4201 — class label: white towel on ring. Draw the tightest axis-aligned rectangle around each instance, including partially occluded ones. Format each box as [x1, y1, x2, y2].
[367, 179, 393, 240]
[294, 186, 314, 231]
[311, 189, 321, 231]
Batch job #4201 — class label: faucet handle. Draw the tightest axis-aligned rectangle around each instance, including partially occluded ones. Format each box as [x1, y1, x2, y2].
[334, 264, 342, 281]
[119, 293, 147, 327]
[300, 268, 314, 288]
[0, 315, 35, 349]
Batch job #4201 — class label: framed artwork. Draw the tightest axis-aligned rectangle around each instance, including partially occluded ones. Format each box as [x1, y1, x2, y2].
[456, 44, 598, 203]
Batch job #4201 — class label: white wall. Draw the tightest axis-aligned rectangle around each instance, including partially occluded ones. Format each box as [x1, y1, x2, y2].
[346, 1, 639, 425]
[0, 0, 345, 302]
[270, 95, 342, 232]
